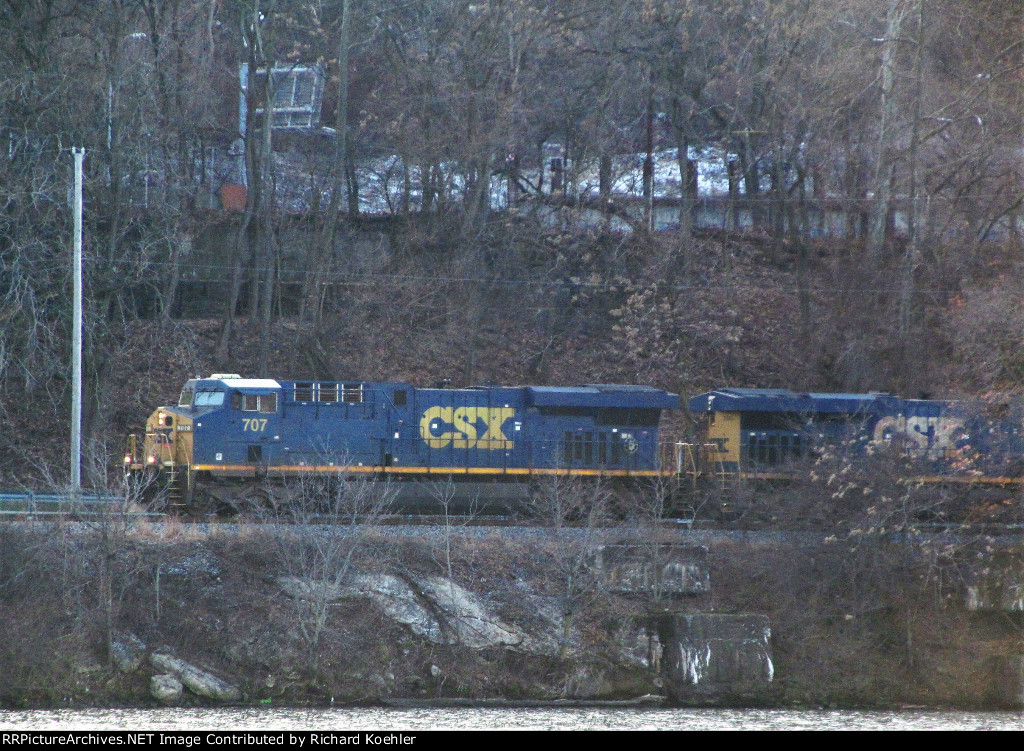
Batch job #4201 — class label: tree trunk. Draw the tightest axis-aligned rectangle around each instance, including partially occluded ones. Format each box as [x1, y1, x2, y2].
[739, 140, 760, 229]
[599, 154, 612, 232]
[401, 156, 411, 215]
[158, 228, 184, 328]
[643, 89, 655, 232]
[216, 221, 250, 365]
[794, 166, 812, 339]
[217, 16, 268, 362]
[299, 0, 350, 327]
[674, 125, 692, 286]
[257, 195, 277, 376]
[899, 0, 925, 343]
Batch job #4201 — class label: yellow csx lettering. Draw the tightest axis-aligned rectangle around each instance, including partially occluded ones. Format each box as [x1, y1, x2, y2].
[419, 406, 515, 450]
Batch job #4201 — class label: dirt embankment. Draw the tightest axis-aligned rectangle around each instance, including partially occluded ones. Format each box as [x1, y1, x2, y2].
[0, 521, 1017, 710]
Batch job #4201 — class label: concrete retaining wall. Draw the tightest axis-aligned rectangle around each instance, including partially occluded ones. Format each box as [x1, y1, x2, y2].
[598, 544, 710, 596]
[655, 614, 773, 700]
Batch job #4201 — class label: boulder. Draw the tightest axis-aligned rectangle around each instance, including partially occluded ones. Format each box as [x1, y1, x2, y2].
[150, 673, 183, 704]
[276, 576, 342, 603]
[417, 576, 524, 648]
[111, 632, 147, 673]
[149, 651, 241, 702]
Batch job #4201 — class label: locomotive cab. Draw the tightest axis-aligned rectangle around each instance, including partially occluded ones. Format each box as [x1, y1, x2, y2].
[125, 402, 196, 508]
[126, 374, 278, 508]
[132, 376, 240, 470]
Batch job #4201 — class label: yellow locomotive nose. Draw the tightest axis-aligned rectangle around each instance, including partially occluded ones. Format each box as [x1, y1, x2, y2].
[142, 408, 193, 468]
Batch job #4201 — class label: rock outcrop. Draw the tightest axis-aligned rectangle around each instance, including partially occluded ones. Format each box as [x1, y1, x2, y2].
[277, 573, 530, 650]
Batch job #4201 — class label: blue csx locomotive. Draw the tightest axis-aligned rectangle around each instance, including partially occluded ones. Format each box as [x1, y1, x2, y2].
[686, 387, 1024, 483]
[127, 376, 1024, 514]
[126, 374, 681, 511]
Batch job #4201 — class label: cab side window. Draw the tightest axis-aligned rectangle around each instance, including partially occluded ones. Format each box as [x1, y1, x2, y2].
[236, 392, 277, 413]
[260, 392, 277, 413]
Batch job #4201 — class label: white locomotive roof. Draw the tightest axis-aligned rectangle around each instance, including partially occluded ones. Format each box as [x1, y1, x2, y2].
[205, 376, 281, 389]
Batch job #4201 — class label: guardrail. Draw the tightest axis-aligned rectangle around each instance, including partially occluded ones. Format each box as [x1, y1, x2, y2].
[0, 491, 163, 519]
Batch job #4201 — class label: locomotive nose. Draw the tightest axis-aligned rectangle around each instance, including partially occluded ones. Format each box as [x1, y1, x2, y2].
[142, 408, 193, 467]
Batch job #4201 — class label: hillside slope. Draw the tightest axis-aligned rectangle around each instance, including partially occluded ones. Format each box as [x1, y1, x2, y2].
[0, 224, 1018, 488]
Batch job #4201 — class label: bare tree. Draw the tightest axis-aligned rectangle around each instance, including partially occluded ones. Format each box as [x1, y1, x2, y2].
[525, 472, 612, 658]
[33, 445, 159, 671]
[264, 468, 397, 674]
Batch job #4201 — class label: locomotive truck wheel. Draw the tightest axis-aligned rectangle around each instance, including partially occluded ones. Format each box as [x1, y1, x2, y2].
[231, 483, 280, 517]
[183, 487, 220, 518]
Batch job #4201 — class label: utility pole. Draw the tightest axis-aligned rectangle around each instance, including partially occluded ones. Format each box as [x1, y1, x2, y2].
[71, 147, 85, 495]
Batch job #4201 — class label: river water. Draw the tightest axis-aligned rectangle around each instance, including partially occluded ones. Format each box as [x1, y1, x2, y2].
[1, 707, 1021, 731]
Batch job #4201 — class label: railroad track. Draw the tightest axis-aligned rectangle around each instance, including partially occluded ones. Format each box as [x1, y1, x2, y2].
[0, 490, 696, 528]
[0, 491, 612, 525]
[2, 491, 1019, 536]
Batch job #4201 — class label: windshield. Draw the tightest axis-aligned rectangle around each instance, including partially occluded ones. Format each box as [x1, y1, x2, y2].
[194, 390, 225, 406]
[178, 389, 194, 406]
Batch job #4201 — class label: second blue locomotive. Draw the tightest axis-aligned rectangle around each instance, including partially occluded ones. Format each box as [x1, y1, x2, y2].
[686, 387, 1024, 483]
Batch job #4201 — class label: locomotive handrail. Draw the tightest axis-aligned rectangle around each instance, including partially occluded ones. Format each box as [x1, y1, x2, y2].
[673, 442, 730, 487]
